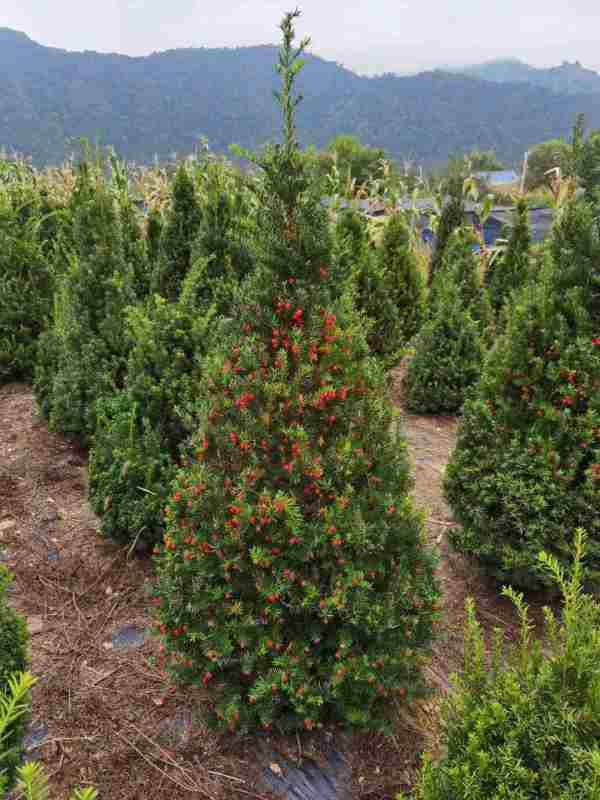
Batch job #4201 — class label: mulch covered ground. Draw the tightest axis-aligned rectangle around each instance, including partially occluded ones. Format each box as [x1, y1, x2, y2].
[0, 375, 552, 799]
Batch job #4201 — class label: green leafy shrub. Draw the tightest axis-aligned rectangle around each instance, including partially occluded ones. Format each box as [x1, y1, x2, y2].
[10, 759, 98, 800]
[89, 272, 217, 548]
[486, 198, 532, 319]
[334, 207, 369, 259]
[0, 567, 29, 791]
[89, 160, 250, 549]
[404, 284, 483, 414]
[349, 212, 424, 367]
[0, 671, 96, 799]
[195, 158, 254, 286]
[578, 130, 600, 202]
[191, 170, 254, 316]
[32, 326, 59, 421]
[119, 197, 151, 299]
[89, 391, 173, 551]
[378, 213, 425, 343]
[440, 229, 490, 320]
[428, 187, 465, 286]
[146, 207, 163, 266]
[444, 199, 600, 587]
[0, 183, 54, 383]
[107, 152, 152, 298]
[154, 164, 202, 300]
[37, 163, 139, 442]
[404, 229, 486, 414]
[153, 13, 438, 735]
[414, 530, 600, 800]
[332, 207, 371, 292]
[0, 672, 35, 797]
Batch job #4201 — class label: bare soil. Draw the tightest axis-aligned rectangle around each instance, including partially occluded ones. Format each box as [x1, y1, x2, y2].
[0, 376, 552, 799]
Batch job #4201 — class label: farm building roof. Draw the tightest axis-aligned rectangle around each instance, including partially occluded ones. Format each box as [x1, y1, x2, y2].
[474, 170, 520, 186]
[486, 206, 554, 244]
[322, 196, 554, 244]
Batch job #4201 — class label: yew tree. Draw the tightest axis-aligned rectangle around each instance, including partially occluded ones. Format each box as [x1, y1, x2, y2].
[445, 199, 600, 587]
[153, 11, 438, 734]
[404, 228, 485, 415]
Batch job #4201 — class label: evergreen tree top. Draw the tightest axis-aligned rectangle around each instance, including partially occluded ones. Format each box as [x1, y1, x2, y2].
[235, 10, 332, 293]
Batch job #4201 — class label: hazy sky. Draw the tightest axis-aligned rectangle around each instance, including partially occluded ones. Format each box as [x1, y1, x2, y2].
[2, 0, 600, 74]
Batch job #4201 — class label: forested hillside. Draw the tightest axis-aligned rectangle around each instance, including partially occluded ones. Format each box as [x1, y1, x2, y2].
[2, 27, 600, 166]
[459, 58, 600, 94]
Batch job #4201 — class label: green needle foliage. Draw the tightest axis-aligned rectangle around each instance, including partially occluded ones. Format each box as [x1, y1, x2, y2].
[379, 213, 426, 343]
[487, 198, 532, 320]
[346, 211, 424, 367]
[89, 265, 218, 549]
[0, 672, 96, 799]
[90, 157, 252, 549]
[35, 160, 140, 442]
[404, 282, 483, 415]
[153, 10, 438, 735]
[333, 207, 372, 297]
[428, 168, 466, 288]
[12, 761, 97, 800]
[154, 163, 202, 300]
[146, 207, 163, 266]
[578, 131, 600, 203]
[405, 228, 486, 414]
[445, 199, 600, 588]
[0, 568, 29, 792]
[196, 159, 254, 287]
[441, 228, 490, 322]
[0, 176, 55, 383]
[413, 530, 600, 800]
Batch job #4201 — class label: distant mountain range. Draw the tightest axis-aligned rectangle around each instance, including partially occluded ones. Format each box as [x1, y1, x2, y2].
[1, 28, 600, 168]
[455, 58, 600, 95]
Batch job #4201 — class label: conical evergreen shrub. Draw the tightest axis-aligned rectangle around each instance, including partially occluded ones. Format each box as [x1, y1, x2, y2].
[414, 531, 600, 800]
[444, 199, 600, 588]
[444, 229, 487, 312]
[428, 185, 465, 287]
[429, 227, 492, 324]
[146, 207, 163, 266]
[153, 12, 438, 734]
[196, 160, 254, 284]
[487, 198, 532, 319]
[335, 207, 369, 260]
[119, 196, 151, 298]
[332, 208, 371, 298]
[0, 180, 54, 383]
[108, 152, 152, 297]
[154, 164, 202, 300]
[378, 213, 425, 343]
[192, 166, 254, 314]
[349, 212, 424, 367]
[404, 280, 483, 415]
[39, 161, 139, 442]
[90, 160, 252, 548]
[89, 263, 218, 549]
[404, 229, 485, 414]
